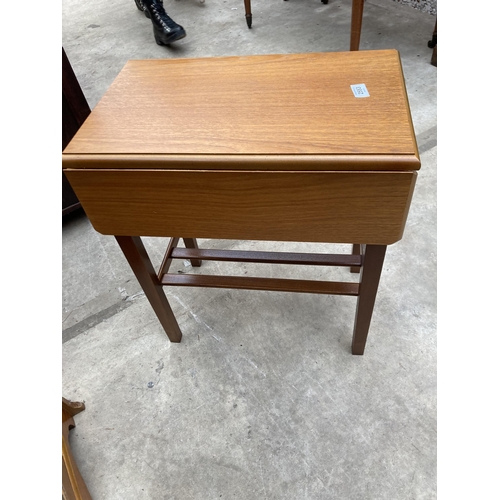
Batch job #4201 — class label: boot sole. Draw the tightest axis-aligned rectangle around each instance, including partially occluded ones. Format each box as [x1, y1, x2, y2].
[153, 28, 186, 45]
[154, 30, 186, 45]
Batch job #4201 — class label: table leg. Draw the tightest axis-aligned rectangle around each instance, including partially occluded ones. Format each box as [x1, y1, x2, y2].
[350, 0, 364, 51]
[350, 244, 361, 273]
[182, 238, 202, 267]
[115, 236, 182, 342]
[351, 244, 386, 355]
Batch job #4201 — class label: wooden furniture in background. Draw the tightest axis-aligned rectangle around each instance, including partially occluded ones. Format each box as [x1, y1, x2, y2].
[243, 0, 365, 51]
[350, 0, 365, 50]
[62, 397, 92, 500]
[428, 20, 437, 67]
[62, 47, 91, 216]
[63, 50, 420, 355]
[243, 0, 436, 61]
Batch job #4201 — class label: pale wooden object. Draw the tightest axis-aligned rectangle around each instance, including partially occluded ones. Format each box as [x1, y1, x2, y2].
[62, 50, 420, 354]
[62, 398, 92, 500]
[63, 50, 419, 245]
[66, 169, 416, 244]
[63, 51, 417, 157]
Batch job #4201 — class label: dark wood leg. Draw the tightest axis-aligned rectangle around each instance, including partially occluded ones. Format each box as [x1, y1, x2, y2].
[428, 20, 437, 67]
[115, 236, 182, 342]
[428, 20, 437, 48]
[351, 244, 386, 355]
[350, 244, 361, 273]
[182, 238, 202, 267]
[430, 45, 437, 67]
[350, 0, 365, 51]
[244, 0, 252, 28]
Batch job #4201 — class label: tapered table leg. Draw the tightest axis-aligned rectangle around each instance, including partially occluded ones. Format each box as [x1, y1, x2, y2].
[115, 236, 182, 342]
[350, 0, 364, 51]
[351, 244, 386, 355]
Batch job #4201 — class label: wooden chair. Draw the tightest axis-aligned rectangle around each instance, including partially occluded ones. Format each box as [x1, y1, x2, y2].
[243, 0, 366, 51]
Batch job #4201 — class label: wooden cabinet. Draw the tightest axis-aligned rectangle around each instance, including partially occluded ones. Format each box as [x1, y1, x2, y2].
[62, 47, 90, 216]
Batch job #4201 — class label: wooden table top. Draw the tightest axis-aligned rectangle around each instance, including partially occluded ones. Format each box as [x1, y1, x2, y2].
[63, 50, 419, 171]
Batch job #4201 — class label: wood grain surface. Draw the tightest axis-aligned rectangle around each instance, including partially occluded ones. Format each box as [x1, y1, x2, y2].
[64, 169, 417, 244]
[63, 50, 419, 158]
[62, 153, 420, 172]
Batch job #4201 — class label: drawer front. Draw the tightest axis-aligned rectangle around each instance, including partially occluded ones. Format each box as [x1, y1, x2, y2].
[64, 169, 417, 244]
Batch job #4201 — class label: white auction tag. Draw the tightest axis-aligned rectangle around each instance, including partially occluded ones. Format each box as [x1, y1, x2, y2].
[350, 84, 370, 98]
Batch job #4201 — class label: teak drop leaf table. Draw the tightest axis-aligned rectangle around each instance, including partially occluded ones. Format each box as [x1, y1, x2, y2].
[62, 50, 420, 355]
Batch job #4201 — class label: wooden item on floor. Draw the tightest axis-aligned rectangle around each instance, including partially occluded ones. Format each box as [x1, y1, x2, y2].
[428, 20, 437, 67]
[62, 47, 91, 216]
[62, 50, 420, 355]
[350, 0, 365, 50]
[62, 398, 92, 500]
[243, 0, 365, 51]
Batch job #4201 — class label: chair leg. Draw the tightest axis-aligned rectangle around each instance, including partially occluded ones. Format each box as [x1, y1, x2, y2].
[244, 0, 252, 28]
[115, 236, 182, 342]
[350, 0, 365, 51]
[351, 244, 386, 355]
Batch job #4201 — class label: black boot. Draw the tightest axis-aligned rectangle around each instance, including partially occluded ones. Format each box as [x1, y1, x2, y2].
[141, 0, 186, 45]
[134, 0, 145, 14]
[133, 0, 159, 19]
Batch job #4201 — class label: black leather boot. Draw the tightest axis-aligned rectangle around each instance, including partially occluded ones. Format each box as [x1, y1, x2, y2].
[141, 0, 186, 45]
[134, 0, 145, 14]
[133, 0, 158, 19]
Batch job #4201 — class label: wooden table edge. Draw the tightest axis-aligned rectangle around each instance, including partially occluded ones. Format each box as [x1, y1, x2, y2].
[62, 153, 421, 171]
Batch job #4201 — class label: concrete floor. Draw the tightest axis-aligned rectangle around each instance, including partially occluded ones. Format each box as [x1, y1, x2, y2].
[62, 0, 437, 498]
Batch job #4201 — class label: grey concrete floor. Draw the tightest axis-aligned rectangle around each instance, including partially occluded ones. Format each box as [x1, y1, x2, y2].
[62, 0, 437, 498]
